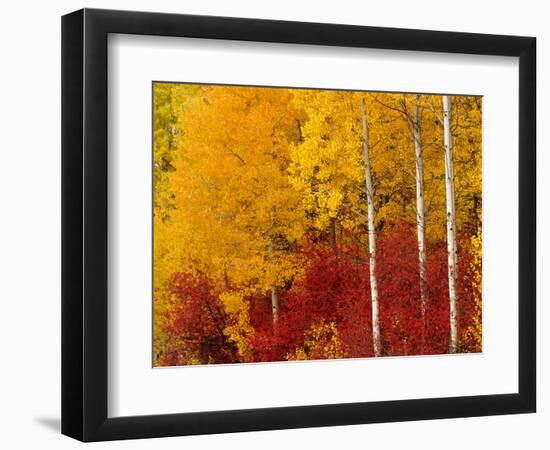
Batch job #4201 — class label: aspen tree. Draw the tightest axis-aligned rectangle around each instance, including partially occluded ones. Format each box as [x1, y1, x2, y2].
[361, 98, 381, 357]
[442, 95, 459, 353]
[413, 95, 428, 341]
[372, 94, 429, 345]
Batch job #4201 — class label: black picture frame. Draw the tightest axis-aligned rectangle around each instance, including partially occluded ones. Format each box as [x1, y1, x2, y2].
[62, 8, 536, 442]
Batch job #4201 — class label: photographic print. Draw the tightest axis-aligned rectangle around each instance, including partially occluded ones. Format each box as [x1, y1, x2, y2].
[153, 83, 482, 367]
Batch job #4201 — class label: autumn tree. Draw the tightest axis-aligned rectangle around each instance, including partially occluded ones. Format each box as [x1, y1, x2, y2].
[289, 90, 387, 355]
[442, 95, 459, 353]
[360, 98, 381, 356]
[152, 84, 483, 365]
[155, 85, 308, 362]
[370, 93, 433, 343]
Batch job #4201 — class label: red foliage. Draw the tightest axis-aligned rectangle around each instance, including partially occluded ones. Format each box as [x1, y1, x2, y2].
[160, 272, 240, 365]
[276, 241, 373, 360]
[160, 225, 481, 364]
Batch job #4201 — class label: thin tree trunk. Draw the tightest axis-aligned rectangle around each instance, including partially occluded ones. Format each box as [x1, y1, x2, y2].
[269, 242, 280, 361]
[361, 98, 381, 357]
[330, 217, 339, 263]
[413, 95, 428, 344]
[268, 242, 279, 326]
[271, 285, 279, 325]
[442, 95, 459, 353]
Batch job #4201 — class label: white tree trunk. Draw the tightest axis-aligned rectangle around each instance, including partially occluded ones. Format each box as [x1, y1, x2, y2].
[361, 98, 381, 357]
[442, 95, 459, 353]
[269, 242, 279, 326]
[271, 285, 279, 325]
[413, 95, 428, 338]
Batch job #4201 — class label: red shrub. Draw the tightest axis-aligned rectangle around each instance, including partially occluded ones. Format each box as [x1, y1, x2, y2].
[159, 225, 481, 364]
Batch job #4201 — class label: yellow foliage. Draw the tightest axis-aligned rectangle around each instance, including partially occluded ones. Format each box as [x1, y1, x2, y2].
[152, 84, 483, 363]
[286, 321, 346, 360]
[161, 86, 307, 295]
[219, 292, 255, 361]
[462, 229, 483, 352]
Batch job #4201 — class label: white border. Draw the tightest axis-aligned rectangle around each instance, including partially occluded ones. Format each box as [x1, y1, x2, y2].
[107, 34, 519, 417]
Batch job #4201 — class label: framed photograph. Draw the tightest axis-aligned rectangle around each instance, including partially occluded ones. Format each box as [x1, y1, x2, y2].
[61, 8, 536, 442]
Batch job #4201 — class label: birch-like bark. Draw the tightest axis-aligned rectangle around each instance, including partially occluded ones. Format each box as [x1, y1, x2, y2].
[413, 95, 428, 341]
[269, 242, 279, 326]
[361, 98, 381, 357]
[442, 95, 459, 353]
[271, 285, 279, 325]
[330, 217, 339, 263]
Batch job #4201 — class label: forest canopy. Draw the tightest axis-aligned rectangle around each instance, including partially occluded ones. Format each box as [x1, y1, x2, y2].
[153, 83, 482, 366]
